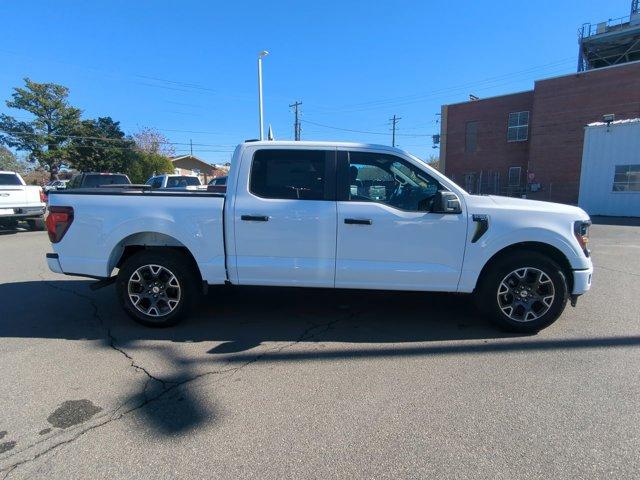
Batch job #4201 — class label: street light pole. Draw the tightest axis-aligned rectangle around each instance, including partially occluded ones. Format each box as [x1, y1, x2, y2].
[258, 50, 269, 140]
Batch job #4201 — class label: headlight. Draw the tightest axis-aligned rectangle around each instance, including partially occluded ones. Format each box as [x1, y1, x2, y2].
[574, 220, 591, 257]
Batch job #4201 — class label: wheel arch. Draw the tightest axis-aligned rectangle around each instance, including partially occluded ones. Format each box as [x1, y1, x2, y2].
[475, 241, 573, 293]
[108, 232, 203, 281]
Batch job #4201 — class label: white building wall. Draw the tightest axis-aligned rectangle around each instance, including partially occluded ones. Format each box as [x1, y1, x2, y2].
[578, 120, 640, 217]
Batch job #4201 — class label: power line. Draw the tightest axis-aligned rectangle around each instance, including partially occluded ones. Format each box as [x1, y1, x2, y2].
[301, 119, 433, 137]
[0, 129, 234, 147]
[306, 58, 575, 115]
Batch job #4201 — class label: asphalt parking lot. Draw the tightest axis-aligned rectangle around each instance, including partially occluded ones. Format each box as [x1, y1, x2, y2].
[0, 220, 639, 479]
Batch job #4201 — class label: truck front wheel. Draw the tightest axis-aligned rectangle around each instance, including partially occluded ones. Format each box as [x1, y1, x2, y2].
[477, 251, 569, 333]
[116, 250, 201, 327]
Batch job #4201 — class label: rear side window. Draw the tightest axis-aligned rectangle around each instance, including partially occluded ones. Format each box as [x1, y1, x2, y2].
[0, 173, 22, 185]
[82, 174, 130, 187]
[250, 149, 334, 200]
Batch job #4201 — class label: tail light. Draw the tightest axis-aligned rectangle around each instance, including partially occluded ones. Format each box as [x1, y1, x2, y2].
[39, 190, 48, 204]
[574, 220, 591, 257]
[46, 206, 74, 243]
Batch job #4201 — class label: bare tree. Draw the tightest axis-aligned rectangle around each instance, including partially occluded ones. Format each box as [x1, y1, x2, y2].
[131, 127, 175, 156]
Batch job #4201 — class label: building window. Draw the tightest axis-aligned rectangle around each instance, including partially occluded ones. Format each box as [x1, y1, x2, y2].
[465, 122, 478, 153]
[507, 111, 529, 142]
[465, 121, 477, 153]
[508, 166, 522, 186]
[612, 164, 640, 192]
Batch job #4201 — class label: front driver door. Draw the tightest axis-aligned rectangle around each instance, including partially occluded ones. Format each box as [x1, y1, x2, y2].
[335, 150, 467, 292]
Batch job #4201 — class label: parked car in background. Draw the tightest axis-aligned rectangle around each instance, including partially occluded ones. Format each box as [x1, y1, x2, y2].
[146, 174, 202, 189]
[0, 171, 46, 230]
[207, 175, 227, 193]
[46, 141, 593, 333]
[44, 179, 68, 192]
[67, 172, 131, 189]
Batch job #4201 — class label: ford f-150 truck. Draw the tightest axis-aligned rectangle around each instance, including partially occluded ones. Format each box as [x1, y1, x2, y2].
[45, 141, 593, 332]
[0, 171, 46, 230]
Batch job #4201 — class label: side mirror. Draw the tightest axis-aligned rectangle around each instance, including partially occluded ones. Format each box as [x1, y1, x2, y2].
[431, 191, 462, 214]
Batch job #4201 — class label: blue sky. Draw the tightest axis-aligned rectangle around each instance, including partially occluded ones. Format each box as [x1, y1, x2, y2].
[0, 0, 632, 164]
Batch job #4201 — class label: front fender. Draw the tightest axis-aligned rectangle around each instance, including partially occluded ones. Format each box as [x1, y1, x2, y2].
[458, 226, 589, 293]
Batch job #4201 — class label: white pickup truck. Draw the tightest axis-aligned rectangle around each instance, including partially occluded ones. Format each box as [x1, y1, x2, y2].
[45, 141, 593, 332]
[0, 171, 46, 230]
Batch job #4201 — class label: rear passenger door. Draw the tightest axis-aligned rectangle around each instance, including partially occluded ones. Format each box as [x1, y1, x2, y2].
[233, 148, 337, 287]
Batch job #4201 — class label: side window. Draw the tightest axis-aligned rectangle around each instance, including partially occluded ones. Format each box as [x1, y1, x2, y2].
[345, 152, 440, 211]
[250, 149, 333, 200]
[151, 177, 163, 189]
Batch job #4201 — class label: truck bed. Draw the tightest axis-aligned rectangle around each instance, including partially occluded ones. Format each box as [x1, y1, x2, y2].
[47, 189, 227, 283]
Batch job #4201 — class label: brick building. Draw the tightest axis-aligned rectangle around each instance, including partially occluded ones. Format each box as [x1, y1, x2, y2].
[439, 61, 640, 204]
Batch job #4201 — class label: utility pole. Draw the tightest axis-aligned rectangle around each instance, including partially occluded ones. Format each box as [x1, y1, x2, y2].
[190, 139, 193, 156]
[289, 101, 302, 141]
[390, 114, 401, 147]
[257, 51, 269, 140]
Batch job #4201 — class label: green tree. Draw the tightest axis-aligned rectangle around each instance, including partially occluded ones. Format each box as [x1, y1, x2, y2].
[69, 117, 135, 173]
[125, 151, 175, 184]
[0, 78, 82, 177]
[0, 146, 25, 173]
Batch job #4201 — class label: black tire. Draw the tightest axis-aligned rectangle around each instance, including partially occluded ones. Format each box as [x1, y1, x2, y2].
[116, 249, 202, 327]
[27, 217, 46, 231]
[0, 218, 19, 229]
[476, 250, 569, 333]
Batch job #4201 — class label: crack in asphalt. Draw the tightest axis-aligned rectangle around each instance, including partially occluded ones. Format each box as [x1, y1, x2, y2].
[3, 274, 350, 478]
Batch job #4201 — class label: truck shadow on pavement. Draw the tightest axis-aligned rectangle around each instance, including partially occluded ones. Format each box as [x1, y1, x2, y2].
[2, 280, 640, 438]
[0, 280, 514, 345]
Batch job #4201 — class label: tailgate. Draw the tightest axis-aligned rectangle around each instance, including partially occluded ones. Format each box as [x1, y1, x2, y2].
[0, 186, 28, 210]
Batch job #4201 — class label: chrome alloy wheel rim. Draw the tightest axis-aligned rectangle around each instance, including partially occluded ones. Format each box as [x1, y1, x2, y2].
[127, 264, 181, 317]
[497, 267, 555, 322]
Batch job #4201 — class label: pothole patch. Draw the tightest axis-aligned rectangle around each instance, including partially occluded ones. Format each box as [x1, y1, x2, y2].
[0, 441, 16, 454]
[47, 400, 103, 429]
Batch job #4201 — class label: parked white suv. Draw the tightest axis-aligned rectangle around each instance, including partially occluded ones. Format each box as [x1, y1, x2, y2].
[45, 141, 593, 332]
[0, 171, 46, 230]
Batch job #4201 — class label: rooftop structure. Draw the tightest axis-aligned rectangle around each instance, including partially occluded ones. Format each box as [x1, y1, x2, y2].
[578, 0, 640, 71]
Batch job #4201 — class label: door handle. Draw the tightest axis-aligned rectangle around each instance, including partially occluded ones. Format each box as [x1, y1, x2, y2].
[344, 218, 372, 225]
[241, 215, 269, 222]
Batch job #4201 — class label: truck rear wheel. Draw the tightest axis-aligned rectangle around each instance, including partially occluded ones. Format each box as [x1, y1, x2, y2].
[477, 251, 569, 333]
[27, 218, 46, 231]
[116, 250, 201, 327]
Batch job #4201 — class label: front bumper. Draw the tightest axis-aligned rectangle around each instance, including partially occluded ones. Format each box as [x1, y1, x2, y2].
[46, 253, 64, 274]
[572, 267, 593, 295]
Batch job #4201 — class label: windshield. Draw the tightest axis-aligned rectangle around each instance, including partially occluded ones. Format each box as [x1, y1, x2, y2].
[82, 174, 131, 187]
[166, 176, 201, 188]
[0, 173, 23, 186]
